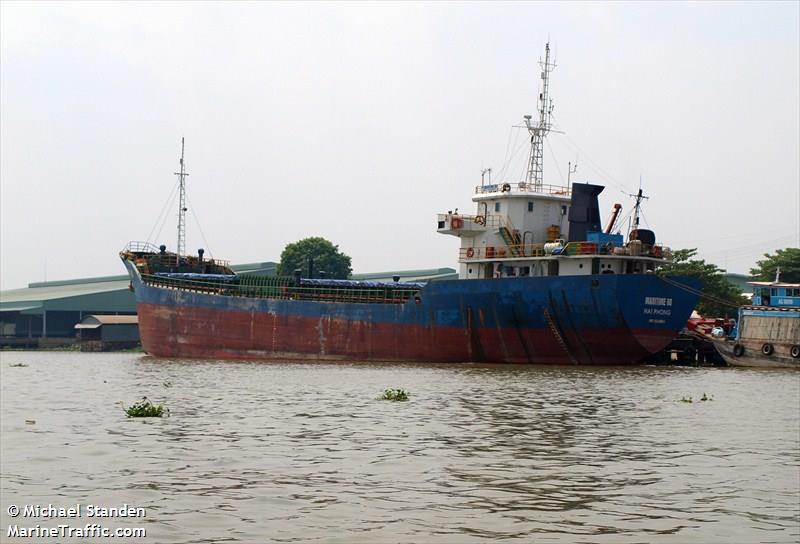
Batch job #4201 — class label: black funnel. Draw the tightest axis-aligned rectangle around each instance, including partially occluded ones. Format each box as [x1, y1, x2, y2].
[568, 183, 604, 242]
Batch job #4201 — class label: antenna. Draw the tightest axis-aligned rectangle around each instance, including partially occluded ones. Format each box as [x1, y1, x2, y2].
[524, 42, 556, 191]
[174, 137, 189, 258]
[567, 160, 577, 184]
[481, 167, 492, 187]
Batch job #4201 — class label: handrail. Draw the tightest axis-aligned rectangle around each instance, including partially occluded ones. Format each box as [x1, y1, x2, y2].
[122, 242, 231, 268]
[443, 213, 504, 230]
[123, 241, 161, 254]
[474, 182, 571, 196]
[459, 242, 669, 260]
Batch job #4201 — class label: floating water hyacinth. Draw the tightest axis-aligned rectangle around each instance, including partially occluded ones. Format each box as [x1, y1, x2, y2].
[125, 397, 165, 417]
[379, 388, 409, 401]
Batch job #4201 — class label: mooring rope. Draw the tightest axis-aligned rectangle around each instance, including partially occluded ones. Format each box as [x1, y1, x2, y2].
[657, 275, 741, 309]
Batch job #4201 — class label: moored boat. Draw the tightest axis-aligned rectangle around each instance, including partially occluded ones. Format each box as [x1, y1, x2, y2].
[120, 43, 699, 364]
[713, 280, 800, 369]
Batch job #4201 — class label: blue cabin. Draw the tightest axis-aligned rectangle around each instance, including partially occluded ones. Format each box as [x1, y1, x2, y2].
[749, 282, 800, 308]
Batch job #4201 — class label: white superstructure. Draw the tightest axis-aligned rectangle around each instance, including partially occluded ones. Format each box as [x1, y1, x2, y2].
[436, 43, 670, 280]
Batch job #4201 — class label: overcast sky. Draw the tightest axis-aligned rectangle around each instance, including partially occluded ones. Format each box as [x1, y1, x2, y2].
[1, 1, 798, 290]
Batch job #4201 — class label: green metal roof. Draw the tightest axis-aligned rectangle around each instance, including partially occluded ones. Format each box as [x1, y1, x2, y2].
[1, 279, 135, 314]
[2, 280, 129, 303]
[352, 268, 458, 282]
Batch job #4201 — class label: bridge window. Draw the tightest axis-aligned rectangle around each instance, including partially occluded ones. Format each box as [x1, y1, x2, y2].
[528, 202, 534, 212]
[494, 202, 501, 212]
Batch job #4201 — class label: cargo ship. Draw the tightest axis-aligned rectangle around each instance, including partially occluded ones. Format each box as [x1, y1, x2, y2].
[121, 43, 699, 364]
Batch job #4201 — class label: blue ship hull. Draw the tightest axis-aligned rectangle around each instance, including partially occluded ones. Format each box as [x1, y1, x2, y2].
[125, 259, 698, 364]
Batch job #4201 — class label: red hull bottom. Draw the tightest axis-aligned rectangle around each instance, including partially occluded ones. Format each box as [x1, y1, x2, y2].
[137, 303, 675, 365]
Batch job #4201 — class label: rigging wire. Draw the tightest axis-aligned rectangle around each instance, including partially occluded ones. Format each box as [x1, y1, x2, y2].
[638, 208, 650, 229]
[498, 128, 528, 182]
[697, 235, 797, 258]
[186, 195, 215, 261]
[550, 113, 634, 194]
[546, 139, 565, 185]
[496, 126, 519, 182]
[147, 179, 181, 246]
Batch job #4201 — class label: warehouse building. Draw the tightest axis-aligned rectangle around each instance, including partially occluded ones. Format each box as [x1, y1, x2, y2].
[75, 315, 141, 351]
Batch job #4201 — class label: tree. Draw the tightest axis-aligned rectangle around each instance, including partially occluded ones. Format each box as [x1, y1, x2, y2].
[277, 237, 352, 279]
[750, 248, 800, 283]
[658, 248, 746, 317]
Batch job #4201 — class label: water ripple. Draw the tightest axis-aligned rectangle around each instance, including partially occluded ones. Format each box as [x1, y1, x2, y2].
[1, 353, 798, 543]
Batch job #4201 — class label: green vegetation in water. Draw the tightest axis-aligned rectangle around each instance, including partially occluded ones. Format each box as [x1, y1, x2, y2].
[680, 393, 714, 403]
[124, 397, 165, 418]
[2, 345, 79, 352]
[115, 346, 145, 353]
[379, 388, 410, 401]
[8, 363, 28, 367]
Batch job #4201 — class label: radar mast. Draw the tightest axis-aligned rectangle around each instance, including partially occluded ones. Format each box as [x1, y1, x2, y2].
[524, 42, 556, 191]
[174, 137, 189, 258]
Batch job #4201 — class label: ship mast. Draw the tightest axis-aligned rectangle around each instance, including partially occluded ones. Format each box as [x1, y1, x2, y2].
[630, 187, 649, 232]
[174, 137, 189, 258]
[524, 42, 556, 191]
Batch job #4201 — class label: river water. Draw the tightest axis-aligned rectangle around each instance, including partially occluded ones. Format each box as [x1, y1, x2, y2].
[1, 352, 798, 543]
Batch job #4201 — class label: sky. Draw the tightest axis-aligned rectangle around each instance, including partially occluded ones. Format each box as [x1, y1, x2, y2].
[1, 1, 798, 290]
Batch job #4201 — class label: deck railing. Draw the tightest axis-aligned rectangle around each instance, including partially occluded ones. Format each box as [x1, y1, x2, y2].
[141, 274, 422, 305]
[459, 241, 667, 260]
[123, 241, 231, 269]
[474, 182, 571, 196]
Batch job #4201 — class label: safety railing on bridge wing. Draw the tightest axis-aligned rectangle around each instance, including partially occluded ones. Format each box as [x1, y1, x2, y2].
[440, 213, 506, 232]
[473, 182, 571, 196]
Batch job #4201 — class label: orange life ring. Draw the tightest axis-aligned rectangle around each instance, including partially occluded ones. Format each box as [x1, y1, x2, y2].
[475, 215, 486, 226]
[466, 248, 475, 258]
